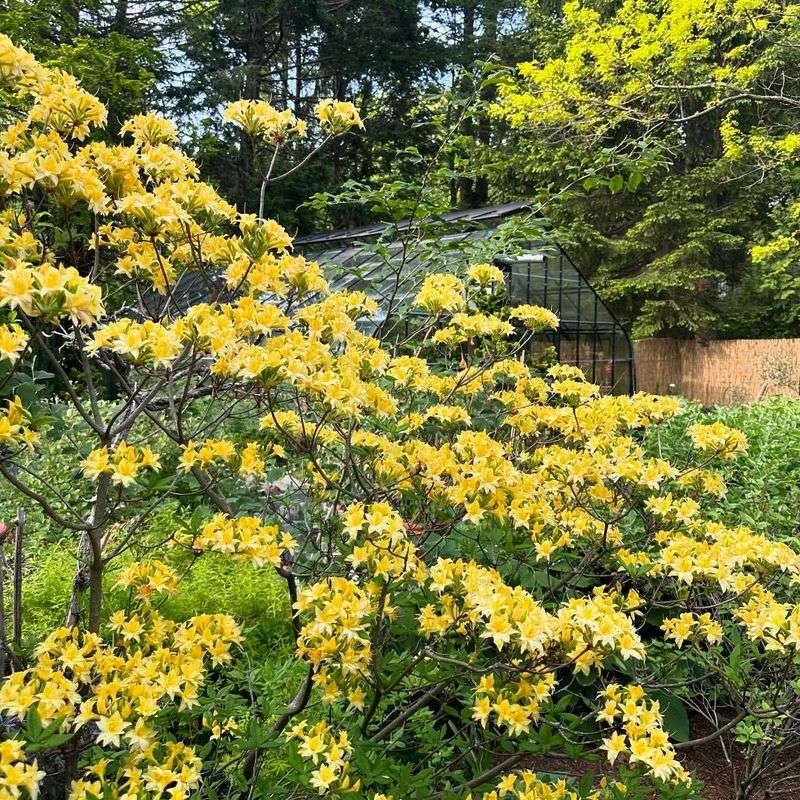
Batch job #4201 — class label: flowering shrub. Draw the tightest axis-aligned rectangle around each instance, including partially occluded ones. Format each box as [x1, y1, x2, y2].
[1, 34, 800, 800]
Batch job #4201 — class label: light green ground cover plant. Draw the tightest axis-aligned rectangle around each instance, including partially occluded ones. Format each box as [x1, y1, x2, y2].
[646, 398, 800, 542]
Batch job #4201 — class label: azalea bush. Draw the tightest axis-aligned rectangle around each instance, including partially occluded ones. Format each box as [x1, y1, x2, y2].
[1, 35, 800, 800]
[646, 397, 800, 543]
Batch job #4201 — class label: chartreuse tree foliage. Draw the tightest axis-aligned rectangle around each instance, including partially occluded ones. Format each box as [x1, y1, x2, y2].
[493, 0, 800, 338]
[3, 33, 800, 800]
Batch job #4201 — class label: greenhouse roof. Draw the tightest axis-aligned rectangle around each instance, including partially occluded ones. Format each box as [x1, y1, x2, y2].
[293, 201, 531, 247]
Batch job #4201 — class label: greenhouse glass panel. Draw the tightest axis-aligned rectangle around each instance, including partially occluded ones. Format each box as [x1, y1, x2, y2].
[295, 204, 636, 394]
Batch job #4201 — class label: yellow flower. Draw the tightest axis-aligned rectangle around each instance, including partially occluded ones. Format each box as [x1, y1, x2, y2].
[95, 712, 129, 747]
[601, 732, 628, 764]
[508, 304, 559, 330]
[223, 99, 305, 143]
[413, 273, 466, 314]
[315, 99, 363, 134]
[468, 262, 505, 286]
[0, 323, 27, 362]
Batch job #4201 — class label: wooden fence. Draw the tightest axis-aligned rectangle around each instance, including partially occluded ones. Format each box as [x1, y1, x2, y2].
[634, 338, 800, 405]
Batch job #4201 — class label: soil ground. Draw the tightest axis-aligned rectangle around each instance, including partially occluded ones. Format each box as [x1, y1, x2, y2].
[526, 713, 800, 799]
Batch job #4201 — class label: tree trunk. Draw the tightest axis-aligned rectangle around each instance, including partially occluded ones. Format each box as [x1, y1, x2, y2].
[294, 34, 303, 114]
[112, 0, 129, 34]
[66, 473, 109, 632]
[12, 508, 23, 651]
[475, 0, 500, 205]
[235, 4, 269, 210]
[456, 1, 477, 208]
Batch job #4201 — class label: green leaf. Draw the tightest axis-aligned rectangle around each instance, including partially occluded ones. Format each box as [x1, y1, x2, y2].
[578, 772, 595, 795]
[609, 174, 625, 193]
[627, 171, 643, 191]
[25, 732, 72, 753]
[25, 707, 43, 740]
[650, 692, 690, 742]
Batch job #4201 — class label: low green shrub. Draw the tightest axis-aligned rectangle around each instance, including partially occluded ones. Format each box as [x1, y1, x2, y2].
[3, 488, 290, 657]
[645, 396, 800, 541]
[162, 553, 291, 648]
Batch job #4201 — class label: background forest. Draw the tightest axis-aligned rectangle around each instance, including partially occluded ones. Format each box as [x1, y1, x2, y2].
[4, 0, 800, 341]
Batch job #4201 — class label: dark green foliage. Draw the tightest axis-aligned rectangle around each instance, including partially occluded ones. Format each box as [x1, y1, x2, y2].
[171, 0, 448, 228]
[474, 1, 800, 339]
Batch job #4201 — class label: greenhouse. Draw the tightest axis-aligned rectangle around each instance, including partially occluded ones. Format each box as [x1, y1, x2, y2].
[296, 204, 636, 395]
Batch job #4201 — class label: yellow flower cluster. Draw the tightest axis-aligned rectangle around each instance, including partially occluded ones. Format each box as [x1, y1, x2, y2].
[420, 560, 644, 668]
[385, 354, 431, 387]
[179, 436, 274, 477]
[0, 210, 37, 257]
[81, 442, 160, 486]
[0, 608, 241, 725]
[432, 312, 514, 345]
[286, 720, 358, 795]
[508, 304, 559, 330]
[26, 69, 107, 140]
[115, 559, 179, 601]
[92, 296, 293, 372]
[120, 112, 178, 146]
[734, 586, 800, 652]
[223, 99, 307, 143]
[295, 577, 382, 708]
[89, 318, 182, 367]
[467, 262, 505, 286]
[497, 380, 679, 440]
[645, 492, 700, 524]
[661, 612, 723, 647]
[597, 684, 688, 782]
[655, 522, 800, 591]
[315, 99, 363, 134]
[558, 588, 646, 670]
[296, 291, 378, 343]
[179, 438, 236, 470]
[341, 502, 424, 581]
[675, 467, 727, 497]
[687, 421, 748, 458]
[0, 34, 45, 85]
[0, 322, 27, 362]
[481, 771, 576, 800]
[413, 273, 466, 314]
[0, 740, 44, 800]
[0, 566, 241, 798]
[399, 403, 472, 431]
[190, 513, 296, 569]
[69, 742, 202, 800]
[223, 250, 327, 297]
[1, 125, 109, 211]
[0, 394, 37, 448]
[472, 671, 557, 735]
[0, 260, 104, 325]
[1, 34, 344, 357]
[209, 330, 398, 418]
